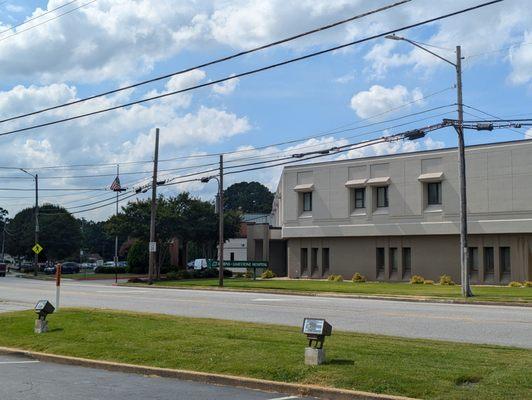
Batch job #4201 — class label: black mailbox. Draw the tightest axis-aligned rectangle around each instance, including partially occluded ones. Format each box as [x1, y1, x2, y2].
[35, 300, 55, 321]
[302, 318, 332, 349]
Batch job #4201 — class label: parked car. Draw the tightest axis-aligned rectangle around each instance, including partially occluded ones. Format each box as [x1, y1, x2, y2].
[61, 262, 80, 274]
[192, 259, 209, 270]
[0, 263, 6, 277]
[45, 262, 80, 275]
[19, 262, 35, 273]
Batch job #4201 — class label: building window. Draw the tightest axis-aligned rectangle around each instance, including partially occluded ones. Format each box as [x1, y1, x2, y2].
[354, 188, 365, 209]
[311, 248, 318, 275]
[468, 247, 478, 272]
[301, 248, 308, 275]
[484, 247, 494, 274]
[389, 248, 397, 273]
[376, 186, 389, 208]
[402, 247, 411, 274]
[376, 247, 385, 276]
[302, 192, 312, 212]
[427, 182, 442, 205]
[230, 252, 235, 261]
[322, 248, 330, 275]
[500, 247, 510, 275]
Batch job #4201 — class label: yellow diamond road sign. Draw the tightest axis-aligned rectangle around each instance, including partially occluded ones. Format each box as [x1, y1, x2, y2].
[32, 243, 43, 254]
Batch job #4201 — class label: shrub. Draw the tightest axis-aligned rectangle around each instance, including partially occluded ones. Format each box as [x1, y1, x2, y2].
[524, 281, 532, 287]
[234, 272, 244, 278]
[424, 279, 434, 285]
[244, 271, 253, 279]
[351, 272, 366, 283]
[126, 240, 149, 274]
[508, 281, 523, 287]
[410, 275, 425, 284]
[261, 269, 276, 279]
[439, 274, 455, 285]
[94, 266, 127, 274]
[327, 274, 343, 282]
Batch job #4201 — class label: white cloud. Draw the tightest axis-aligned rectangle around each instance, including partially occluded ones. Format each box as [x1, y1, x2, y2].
[508, 32, 532, 85]
[334, 71, 356, 84]
[212, 76, 239, 95]
[349, 85, 423, 119]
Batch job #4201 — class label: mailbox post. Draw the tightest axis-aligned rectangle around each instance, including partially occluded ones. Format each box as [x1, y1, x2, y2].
[34, 300, 55, 334]
[302, 318, 332, 365]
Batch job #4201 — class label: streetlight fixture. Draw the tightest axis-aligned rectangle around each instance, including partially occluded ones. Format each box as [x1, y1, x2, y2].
[20, 168, 39, 277]
[385, 34, 473, 297]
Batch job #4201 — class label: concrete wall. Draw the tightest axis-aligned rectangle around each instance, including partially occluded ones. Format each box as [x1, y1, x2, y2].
[281, 140, 532, 238]
[287, 234, 531, 283]
[279, 140, 532, 282]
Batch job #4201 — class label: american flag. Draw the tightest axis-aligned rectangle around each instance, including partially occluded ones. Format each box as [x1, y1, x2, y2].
[110, 176, 122, 192]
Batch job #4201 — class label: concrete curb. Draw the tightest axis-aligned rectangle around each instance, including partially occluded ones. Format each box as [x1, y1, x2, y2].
[119, 283, 532, 308]
[0, 346, 419, 400]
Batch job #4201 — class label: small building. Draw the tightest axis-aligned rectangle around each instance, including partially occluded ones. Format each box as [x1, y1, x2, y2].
[260, 139, 532, 284]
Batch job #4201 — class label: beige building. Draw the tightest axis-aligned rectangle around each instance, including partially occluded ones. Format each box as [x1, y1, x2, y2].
[264, 139, 532, 284]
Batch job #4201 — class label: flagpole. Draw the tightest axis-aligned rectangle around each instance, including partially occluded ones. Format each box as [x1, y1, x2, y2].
[115, 164, 119, 284]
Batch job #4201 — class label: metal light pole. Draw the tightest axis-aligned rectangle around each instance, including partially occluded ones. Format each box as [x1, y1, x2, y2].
[385, 35, 473, 297]
[20, 169, 39, 276]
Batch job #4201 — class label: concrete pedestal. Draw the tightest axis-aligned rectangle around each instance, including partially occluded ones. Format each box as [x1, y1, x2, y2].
[305, 347, 325, 365]
[34, 319, 48, 334]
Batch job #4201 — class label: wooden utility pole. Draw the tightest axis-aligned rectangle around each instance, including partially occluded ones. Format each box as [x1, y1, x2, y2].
[218, 154, 224, 287]
[34, 174, 39, 276]
[148, 128, 160, 283]
[455, 46, 473, 297]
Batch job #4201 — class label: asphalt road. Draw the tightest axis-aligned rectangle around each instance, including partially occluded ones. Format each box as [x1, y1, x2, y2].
[0, 354, 313, 400]
[0, 276, 531, 348]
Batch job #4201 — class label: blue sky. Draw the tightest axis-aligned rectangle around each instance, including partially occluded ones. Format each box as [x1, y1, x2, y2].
[0, 0, 531, 220]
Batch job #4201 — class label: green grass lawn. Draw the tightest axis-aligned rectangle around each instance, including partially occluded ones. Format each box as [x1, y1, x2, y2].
[0, 309, 530, 400]
[67, 273, 146, 280]
[138, 279, 532, 303]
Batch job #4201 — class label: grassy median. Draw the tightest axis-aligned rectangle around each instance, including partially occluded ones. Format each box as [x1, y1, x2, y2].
[0, 309, 530, 400]
[132, 279, 532, 303]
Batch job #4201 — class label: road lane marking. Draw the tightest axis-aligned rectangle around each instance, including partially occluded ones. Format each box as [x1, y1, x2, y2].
[268, 397, 300, 400]
[96, 290, 147, 294]
[252, 298, 285, 302]
[0, 360, 39, 364]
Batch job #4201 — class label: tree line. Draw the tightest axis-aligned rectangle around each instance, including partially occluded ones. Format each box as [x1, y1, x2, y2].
[1, 181, 274, 271]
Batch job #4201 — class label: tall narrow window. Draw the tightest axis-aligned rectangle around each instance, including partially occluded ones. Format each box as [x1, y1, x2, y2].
[376, 247, 385, 276]
[468, 247, 478, 272]
[322, 248, 330, 275]
[376, 186, 389, 208]
[303, 192, 312, 212]
[402, 247, 411, 275]
[311, 248, 318, 275]
[500, 247, 510, 275]
[389, 248, 397, 273]
[484, 247, 494, 274]
[427, 182, 442, 205]
[301, 248, 308, 275]
[230, 252, 235, 261]
[354, 188, 365, 209]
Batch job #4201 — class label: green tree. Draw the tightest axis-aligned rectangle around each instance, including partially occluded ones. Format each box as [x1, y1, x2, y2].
[127, 240, 149, 274]
[105, 193, 241, 271]
[79, 219, 116, 260]
[6, 204, 81, 261]
[224, 181, 274, 213]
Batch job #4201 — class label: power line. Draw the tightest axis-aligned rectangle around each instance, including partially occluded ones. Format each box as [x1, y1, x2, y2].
[0, 95, 454, 172]
[0, 0, 97, 44]
[0, 1, 411, 126]
[0, 0, 503, 138]
[0, 0, 79, 37]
